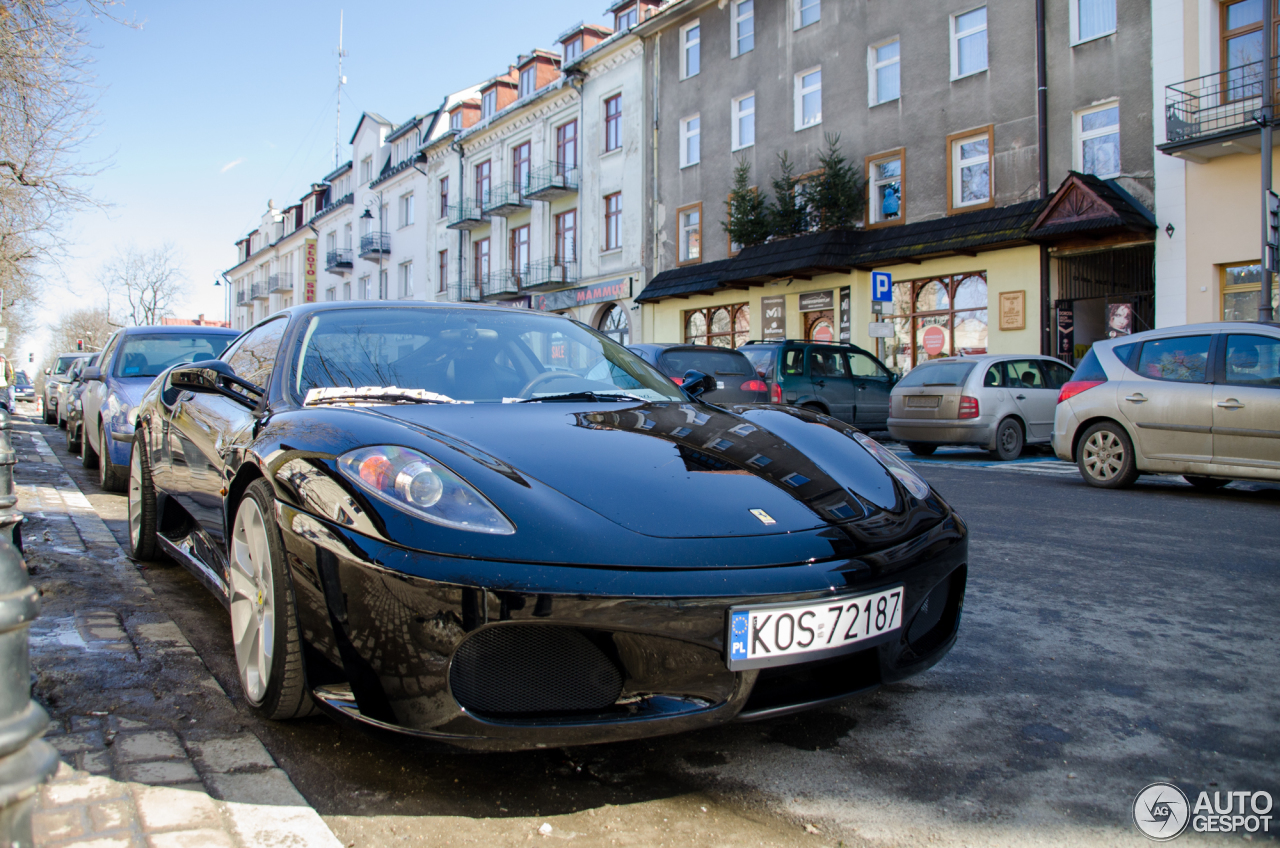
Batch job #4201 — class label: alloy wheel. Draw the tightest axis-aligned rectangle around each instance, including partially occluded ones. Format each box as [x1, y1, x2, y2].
[229, 497, 276, 705]
[1083, 430, 1124, 481]
[128, 448, 143, 550]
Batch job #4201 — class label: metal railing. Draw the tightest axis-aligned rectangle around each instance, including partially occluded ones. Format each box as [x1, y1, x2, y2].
[268, 272, 293, 292]
[358, 232, 390, 257]
[446, 200, 489, 230]
[525, 257, 579, 290]
[525, 162, 580, 199]
[250, 283, 268, 300]
[482, 181, 532, 216]
[236, 290, 248, 305]
[325, 248, 353, 271]
[482, 267, 529, 300]
[448, 278, 484, 303]
[1165, 55, 1278, 144]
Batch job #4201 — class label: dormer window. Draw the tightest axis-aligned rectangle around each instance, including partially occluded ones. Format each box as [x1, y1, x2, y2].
[616, 5, 637, 30]
[450, 111, 462, 131]
[360, 155, 373, 184]
[564, 36, 583, 61]
[519, 65, 537, 98]
[482, 89, 497, 119]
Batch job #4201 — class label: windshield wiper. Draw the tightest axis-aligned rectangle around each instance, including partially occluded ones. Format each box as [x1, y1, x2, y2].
[304, 387, 467, 407]
[516, 391, 647, 404]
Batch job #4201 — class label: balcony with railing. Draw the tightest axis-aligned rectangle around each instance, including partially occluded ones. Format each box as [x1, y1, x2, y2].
[481, 266, 530, 301]
[446, 200, 489, 230]
[358, 232, 391, 259]
[268, 272, 294, 293]
[448, 275, 484, 303]
[525, 162, 580, 200]
[523, 257, 579, 291]
[250, 282, 269, 301]
[325, 248, 353, 272]
[236, 290, 248, 305]
[1161, 56, 1276, 159]
[482, 182, 532, 217]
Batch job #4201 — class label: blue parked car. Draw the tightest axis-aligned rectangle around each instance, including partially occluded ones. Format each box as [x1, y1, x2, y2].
[81, 325, 239, 491]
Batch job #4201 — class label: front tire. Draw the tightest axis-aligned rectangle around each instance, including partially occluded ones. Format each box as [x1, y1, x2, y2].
[990, 418, 1024, 461]
[1183, 475, 1229, 491]
[228, 479, 314, 720]
[44, 401, 56, 426]
[81, 423, 99, 469]
[66, 421, 80, 454]
[128, 434, 159, 561]
[98, 424, 128, 492]
[1077, 422, 1139, 489]
[906, 443, 937, 456]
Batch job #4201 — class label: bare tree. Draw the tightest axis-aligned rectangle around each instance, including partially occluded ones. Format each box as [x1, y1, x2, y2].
[48, 305, 114, 354]
[101, 243, 186, 326]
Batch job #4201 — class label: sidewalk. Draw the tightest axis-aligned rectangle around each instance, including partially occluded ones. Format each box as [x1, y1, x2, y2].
[12, 419, 342, 848]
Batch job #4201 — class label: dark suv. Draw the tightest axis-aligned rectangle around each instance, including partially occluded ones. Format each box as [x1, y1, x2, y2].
[627, 344, 768, 404]
[741, 340, 897, 430]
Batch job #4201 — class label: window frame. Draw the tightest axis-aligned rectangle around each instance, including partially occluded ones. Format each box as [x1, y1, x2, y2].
[732, 0, 755, 57]
[481, 89, 497, 119]
[360, 155, 373, 184]
[894, 273, 991, 370]
[564, 36, 583, 62]
[604, 94, 622, 153]
[510, 224, 531, 278]
[439, 176, 449, 219]
[1218, 0, 1278, 104]
[946, 125, 995, 215]
[794, 66, 822, 131]
[794, 0, 820, 30]
[1220, 261, 1279, 321]
[1071, 0, 1117, 45]
[398, 260, 414, 299]
[555, 209, 578, 264]
[869, 37, 901, 106]
[676, 202, 703, 266]
[556, 120, 579, 171]
[731, 93, 756, 151]
[398, 192, 414, 228]
[950, 5, 989, 80]
[683, 303, 750, 348]
[474, 159, 491, 205]
[512, 141, 532, 189]
[438, 249, 448, 294]
[680, 20, 701, 79]
[680, 114, 701, 167]
[865, 148, 906, 228]
[616, 4, 638, 30]
[1074, 100, 1121, 179]
[473, 237, 491, 282]
[519, 65, 537, 98]
[603, 192, 622, 252]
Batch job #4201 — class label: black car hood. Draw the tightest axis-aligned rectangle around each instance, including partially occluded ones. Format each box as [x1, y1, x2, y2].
[367, 401, 910, 540]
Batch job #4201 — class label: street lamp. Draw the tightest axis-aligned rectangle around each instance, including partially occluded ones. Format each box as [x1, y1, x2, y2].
[361, 195, 385, 300]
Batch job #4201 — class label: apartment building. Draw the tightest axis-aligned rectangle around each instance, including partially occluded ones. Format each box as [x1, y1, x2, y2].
[634, 0, 1154, 369]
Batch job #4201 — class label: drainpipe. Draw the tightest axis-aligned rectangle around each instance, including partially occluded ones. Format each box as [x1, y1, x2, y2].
[651, 34, 661, 303]
[1036, 0, 1051, 355]
[1261, 60, 1276, 323]
[450, 137, 465, 299]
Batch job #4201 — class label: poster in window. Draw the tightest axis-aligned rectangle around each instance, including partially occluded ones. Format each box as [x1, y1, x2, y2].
[998, 290, 1025, 331]
[761, 295, 786, 341]
[1106, 302, 1133, 338]
[838, 286, 851, 342]
[1057, 305, 1074, 360]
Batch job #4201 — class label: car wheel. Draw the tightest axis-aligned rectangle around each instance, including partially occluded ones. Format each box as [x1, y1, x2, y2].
[66, 422, 80, 455]
[1183, 475, 1229, 491]
[906, 443, 937, 456]
[44, 402, 56, 426]
[1077, 422, 1139, 489]
[990, 418, 1024, 461]
[80, 424, 99, 469]
[57, 410, 67, 430]
[98, 424, 128, 492]
[229, 479, 314, 720]
[128, 434, 159, 561]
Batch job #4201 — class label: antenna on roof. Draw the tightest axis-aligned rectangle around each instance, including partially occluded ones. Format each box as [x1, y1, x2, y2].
[335, 10, 348, 168]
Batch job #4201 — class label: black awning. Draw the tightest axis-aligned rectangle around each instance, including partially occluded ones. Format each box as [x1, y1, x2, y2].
[634, 259, 735, 303]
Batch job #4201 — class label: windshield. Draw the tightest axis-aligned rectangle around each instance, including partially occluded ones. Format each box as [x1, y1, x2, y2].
[115, 334, 233, 379]
[54, 355, 84, 375]
[657, 349, 752, 379]
[15, 372, 30, 387]
[292, 307, 686, 404]
[896, 361, 976, 388]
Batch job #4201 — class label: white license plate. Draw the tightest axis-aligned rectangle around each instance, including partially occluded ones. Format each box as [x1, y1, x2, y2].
[727, 586, 904, 671]
[906, 395, 941, 408]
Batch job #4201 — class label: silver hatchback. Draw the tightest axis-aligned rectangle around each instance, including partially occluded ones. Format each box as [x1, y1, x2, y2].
[888, 354, 1075, 460]
[1052, 322, 1280, 488]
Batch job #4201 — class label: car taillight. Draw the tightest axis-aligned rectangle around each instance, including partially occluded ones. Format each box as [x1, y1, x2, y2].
[770, 382, 782, 404]
[670, 376, 684, 386]
[741, 379, 767, 392]
[958, 396, 979, 419]
[1057, 379, 1105, 404]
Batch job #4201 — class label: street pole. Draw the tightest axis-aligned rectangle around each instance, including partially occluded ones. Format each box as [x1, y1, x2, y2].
[0, 411, 58, 847]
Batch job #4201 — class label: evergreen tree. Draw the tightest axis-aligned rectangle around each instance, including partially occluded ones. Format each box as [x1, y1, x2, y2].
[722, 158, 771, 250]
[811, 133, 866, 230]
[768, 151, 809, 238]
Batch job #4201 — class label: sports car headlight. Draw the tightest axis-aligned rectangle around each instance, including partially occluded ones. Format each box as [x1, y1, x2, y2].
[852, 433, 931, 501]
[338, 446, 514, 535]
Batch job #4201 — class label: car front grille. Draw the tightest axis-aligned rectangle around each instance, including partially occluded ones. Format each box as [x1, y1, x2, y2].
[449, 625, 624, 718]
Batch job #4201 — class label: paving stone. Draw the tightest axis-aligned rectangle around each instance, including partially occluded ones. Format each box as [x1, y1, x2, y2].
[113, 732, 184, 764]
[187, 735, 275, 774]
[223, 801, 344, 848]
[206, 769, 307, 807]
[70, 715, 103, 733]
[131, 785, 222, 833]
[108, 717, 150, 732]
[79, 749, 113, 775]
[32, 807, 87, 841]
[88, 799, 134, 832]
[44, 775, 129, 806]
[145, 829, 236, 848]
[118, 759, 201, 785]
[52, 731, 104, 755]
[132, 622, 191, 648]
[56, 837, 142, 848]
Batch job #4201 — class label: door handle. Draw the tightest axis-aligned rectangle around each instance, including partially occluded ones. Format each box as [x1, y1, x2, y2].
[1015, 394, 1026, 400]
[1216, 399, 1244, 409]
[1124, 393, 1147, 403]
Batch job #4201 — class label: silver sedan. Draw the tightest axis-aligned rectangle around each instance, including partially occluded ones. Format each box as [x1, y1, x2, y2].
[888, 354, 1075, 460]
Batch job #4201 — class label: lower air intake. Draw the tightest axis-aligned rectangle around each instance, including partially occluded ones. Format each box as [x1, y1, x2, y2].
[449, 625, 624, 717]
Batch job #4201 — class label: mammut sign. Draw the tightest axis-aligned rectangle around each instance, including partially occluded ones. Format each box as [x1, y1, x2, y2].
[532, 277, 631, 312]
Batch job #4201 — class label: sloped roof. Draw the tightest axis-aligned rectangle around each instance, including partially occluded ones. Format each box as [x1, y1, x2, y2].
[854, 199, 1046, 266]
[635, 259, 735, 303]
[1028, 172, 1156, 240]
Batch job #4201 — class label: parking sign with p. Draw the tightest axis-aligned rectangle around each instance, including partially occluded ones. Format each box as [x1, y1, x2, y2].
[872, 271, 892, 303]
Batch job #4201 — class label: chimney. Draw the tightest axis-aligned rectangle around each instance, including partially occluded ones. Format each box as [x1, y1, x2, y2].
[197, 314, 205, 324]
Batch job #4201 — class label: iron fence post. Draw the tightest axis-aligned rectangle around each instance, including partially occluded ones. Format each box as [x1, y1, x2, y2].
[0, 410, 58, 848]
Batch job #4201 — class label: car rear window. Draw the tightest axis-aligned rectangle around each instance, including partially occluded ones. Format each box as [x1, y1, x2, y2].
[115, 334, 234, 379]
[1134, 335, 1211, 383]
[896, 361, 976, 388]
[741, 347, 775, 381]
[54, 356, 81, 375]
[658, 349, 752, 379]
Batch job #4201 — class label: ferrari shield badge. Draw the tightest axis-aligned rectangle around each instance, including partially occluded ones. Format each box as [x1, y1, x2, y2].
[749, 509, 776, 526]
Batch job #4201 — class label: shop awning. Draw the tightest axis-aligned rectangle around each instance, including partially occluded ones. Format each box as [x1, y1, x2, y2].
[634, 259, 735, 303]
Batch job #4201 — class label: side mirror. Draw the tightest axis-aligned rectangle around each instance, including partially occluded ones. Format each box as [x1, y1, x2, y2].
[83, 366, 102, 382]
[681, 370, 717, 399]
[43, 368, 50, 376]
[171, 360, 264, 408]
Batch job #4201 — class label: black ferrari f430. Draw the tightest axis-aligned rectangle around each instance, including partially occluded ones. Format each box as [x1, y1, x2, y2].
[128, 303, 967, 750]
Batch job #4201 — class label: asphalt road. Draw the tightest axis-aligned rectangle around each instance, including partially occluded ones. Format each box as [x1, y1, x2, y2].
[31, 411, 1280, 846]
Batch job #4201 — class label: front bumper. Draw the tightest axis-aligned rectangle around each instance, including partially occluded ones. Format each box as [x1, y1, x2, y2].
[887, 418, 995, 449]
[277, 503, 968, 751]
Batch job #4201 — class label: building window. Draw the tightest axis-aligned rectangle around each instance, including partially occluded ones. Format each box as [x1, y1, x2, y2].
[473, 238, 490, 281]
[1220, 0, 1276, 102]
[398, 192, 414, 227]
[379, 268, 388, 299]
[1074, 0, 1116, 43]
[685, 304, 749, 348]
[343, 281, 352, 301]
[888, 273, 989, 372]
[399, 261, 413, 298]
[326, 231, 337, 254]
[732, 94, 755, 150]
[564, 36, 583, 62]
[677, 202, 702, 265]
[951, 6, 988, 79]
[510, 224, 531, 278]
[795, 67, 822, 130]
[556, 120, 579, 171]
[358, 275, 371, 299]
[598, 303, 631, 345]
[1222, 263, 1280, 320]
[325, 287, 336, 302]
[450, 111, 462, 131]
[1076, 102, 1120, 178]
[867, 150, 904, 226]
[795, 0, 820, 29]
[733, 0, 755, 56]
[481, 89, 497, 119]
[680, 115, 701, 166]
[948, 126, 993, 212]
[555, 210, 578, 263]
[439, 177, 449, 218]
[360, 155, 373, 184]
[475, 160, 491, 205]
[616, 4, 637, 30]
[870, 39, 901, 105]
[438, 250, 448, 293]
[604, 193, 622, 251]
[512, 141, 532, 189]
[343, 223, 352, 248]
[604, 95, 622, 152]
[519, 65, 537, 97]
[681, 20, 700, 79]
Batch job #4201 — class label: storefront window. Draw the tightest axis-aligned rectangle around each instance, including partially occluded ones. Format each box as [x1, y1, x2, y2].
[1222, 263, 1279, 321]
[685, 303, 749, 348]
[888, 273, 989, 372]
[597, 303, 630, 345]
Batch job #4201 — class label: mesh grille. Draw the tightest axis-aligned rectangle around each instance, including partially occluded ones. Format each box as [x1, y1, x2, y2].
[449, 625, 624, 717]
[908, 578, 952, 647]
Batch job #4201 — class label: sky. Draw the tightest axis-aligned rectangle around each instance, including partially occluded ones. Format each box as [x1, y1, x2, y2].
[26, 0, 606, 364]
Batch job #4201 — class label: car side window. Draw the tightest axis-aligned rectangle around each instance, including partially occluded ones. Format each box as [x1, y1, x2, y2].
[781, 349, 805, 376]
[982, 365, 1004, 387]
[1040, 361, 1074, 389]
[809, 349, 848, 378]
[1224, 334, 1280, 388]
[98, 333, 121, 370]
[1003, 360, 1045, 389]
[848, 352, 888, 379]
[226, 319, 287, 390]
[1135, 335, 1212, 383]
